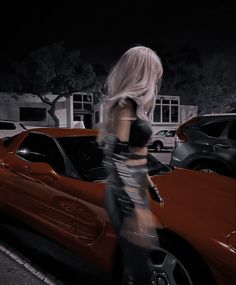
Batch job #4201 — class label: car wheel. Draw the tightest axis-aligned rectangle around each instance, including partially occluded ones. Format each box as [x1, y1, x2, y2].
[113, 236, 215, 285]
[153, 142, 162, 152]
[149, 247, 194, 285]
[147, 231, 216, 285]
[193, 163, 227, 176]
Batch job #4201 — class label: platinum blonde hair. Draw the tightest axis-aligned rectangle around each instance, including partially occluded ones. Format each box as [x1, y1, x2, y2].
[99, 46, 163, 141]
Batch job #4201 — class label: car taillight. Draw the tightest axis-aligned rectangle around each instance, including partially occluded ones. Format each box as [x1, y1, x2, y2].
[176, 126, 188, 143]
[176, 116, 198, 143]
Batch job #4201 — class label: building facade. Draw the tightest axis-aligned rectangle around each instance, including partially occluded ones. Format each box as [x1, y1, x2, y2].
[93, 95, 198, 133]
[0, 92, 68, 128]
[0, 92, 198, 131]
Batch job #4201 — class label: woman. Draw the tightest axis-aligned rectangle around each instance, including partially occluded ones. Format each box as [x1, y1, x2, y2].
[98, 46, 164, 284]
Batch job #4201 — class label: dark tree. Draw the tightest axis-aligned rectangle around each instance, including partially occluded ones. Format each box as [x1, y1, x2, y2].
[0, 42, 97, 127]
[160, 47, 236, 114]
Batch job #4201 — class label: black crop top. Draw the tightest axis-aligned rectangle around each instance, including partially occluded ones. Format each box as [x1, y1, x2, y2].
[115, 97, 153, 148]
[106, 97, 153, 150]
[128, 117, 152, 147]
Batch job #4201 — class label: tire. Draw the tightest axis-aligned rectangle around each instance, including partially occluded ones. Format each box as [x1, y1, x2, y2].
[148, 232, 216, 285]
[153, 141, 162, 152]
[192, 162, 227, 176]
[113, 235, 216, 285]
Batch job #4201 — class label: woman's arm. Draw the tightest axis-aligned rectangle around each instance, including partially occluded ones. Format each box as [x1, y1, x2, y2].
[146, 173, 164, 206]
[112, 100, 136, 142]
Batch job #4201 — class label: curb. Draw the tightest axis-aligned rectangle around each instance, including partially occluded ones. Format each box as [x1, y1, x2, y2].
[0, 241, 61, 285]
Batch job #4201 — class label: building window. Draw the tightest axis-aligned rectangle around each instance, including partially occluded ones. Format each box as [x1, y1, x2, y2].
[154, 105, 161, 122]
[73, 93, 93, 112]
[95, 111, 100, 124]
[73, 103, 82, 109]
[171, 106, 179, 122]
[73, 92, 93, 125]
[162, 105, 170, 122]
[20, 107, 46, 121]
[153, 96, 180, 124]
[73, 94, 82, 101]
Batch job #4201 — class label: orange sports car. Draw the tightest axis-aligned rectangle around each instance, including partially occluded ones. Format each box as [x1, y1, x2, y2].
[0, 128, 235, 285]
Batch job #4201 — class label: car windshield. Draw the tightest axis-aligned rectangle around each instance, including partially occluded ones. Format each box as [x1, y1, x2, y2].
[58, 136, 172, 182]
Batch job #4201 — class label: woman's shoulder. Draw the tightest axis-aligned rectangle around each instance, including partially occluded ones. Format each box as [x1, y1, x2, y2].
[111, 96, 138, 111]
[110, 96, 137, 119]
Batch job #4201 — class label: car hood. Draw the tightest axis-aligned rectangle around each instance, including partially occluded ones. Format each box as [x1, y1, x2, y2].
[151, 168, 236, 237]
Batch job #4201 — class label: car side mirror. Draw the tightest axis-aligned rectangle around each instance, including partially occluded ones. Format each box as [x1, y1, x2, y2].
[28, 162, 59, 179]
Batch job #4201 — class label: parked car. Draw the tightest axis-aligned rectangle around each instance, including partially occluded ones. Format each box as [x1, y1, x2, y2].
[0, 128, 235, 284]
[149, 129, 176, 152]
[0, 120, 27, 138]
[170, 113, 236, 178]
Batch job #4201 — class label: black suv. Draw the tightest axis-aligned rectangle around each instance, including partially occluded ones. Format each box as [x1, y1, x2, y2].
[170, 113, 236, 178]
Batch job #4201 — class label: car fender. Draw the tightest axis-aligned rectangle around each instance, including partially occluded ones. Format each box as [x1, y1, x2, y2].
[186, 152, 230, 171]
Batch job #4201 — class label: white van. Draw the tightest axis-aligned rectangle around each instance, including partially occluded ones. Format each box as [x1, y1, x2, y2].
[149, 129, 176, 152]
[0, 120, 27, 138]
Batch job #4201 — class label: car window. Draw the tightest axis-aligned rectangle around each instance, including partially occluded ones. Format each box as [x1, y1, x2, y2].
[0, 122, 16, 130]
[228, 120, 236, 140]
[198, 121, 227, 138]
[155, 130, 168, 136]
[58, 136, 174, 181]
[58, 136, 104, 181]
[166, 130, 176, 137]
[17, 133, 65, 174]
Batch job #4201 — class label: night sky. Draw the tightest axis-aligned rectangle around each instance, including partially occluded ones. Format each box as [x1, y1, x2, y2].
[1, 1, 236, 70]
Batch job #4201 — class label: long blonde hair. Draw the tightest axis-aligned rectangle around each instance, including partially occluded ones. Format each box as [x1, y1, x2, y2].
[99, 46, 163, 141]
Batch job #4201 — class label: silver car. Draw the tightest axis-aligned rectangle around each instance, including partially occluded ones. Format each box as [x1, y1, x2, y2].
[0, 120, 27, 138]
[170, 113, 236, 178]
[149, 129, 176, 152]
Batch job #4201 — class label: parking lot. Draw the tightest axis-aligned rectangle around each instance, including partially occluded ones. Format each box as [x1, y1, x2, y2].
[150, 150, 172, 165]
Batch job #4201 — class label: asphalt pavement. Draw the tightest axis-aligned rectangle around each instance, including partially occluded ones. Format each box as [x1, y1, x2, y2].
[150, 150, 172, 164]
[0, 216, 115, 285]
[0, 241, 55, 285]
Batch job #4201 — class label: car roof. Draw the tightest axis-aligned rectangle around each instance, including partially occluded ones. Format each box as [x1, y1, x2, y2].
[26, 128, 99, 138]
[0, 120, 22, 124]
[202, 113, 236, 117]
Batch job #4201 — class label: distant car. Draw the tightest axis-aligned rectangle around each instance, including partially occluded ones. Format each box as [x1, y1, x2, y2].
[0, 128, 235, 284]
[170, 113, 236, 178]
[149, 129, 176, 152]
[0, 120, 27, 138]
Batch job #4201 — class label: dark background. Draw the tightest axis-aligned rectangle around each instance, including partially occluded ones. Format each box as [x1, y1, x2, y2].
[0, 1, 236, 112]
[1, 1, 235, 65]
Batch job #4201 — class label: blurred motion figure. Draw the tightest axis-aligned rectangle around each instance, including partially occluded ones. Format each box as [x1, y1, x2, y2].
[98, 46, 164, 284]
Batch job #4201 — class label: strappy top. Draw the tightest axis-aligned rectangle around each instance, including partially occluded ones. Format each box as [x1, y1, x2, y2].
[110, 97, 153, 148]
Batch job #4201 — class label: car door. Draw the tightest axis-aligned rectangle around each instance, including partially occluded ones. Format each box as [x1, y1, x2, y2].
[215, 120, 236, 178]
[164, 130, 176, 148]
[56, 136, 109, 246]
[5, 132, 78, 239]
